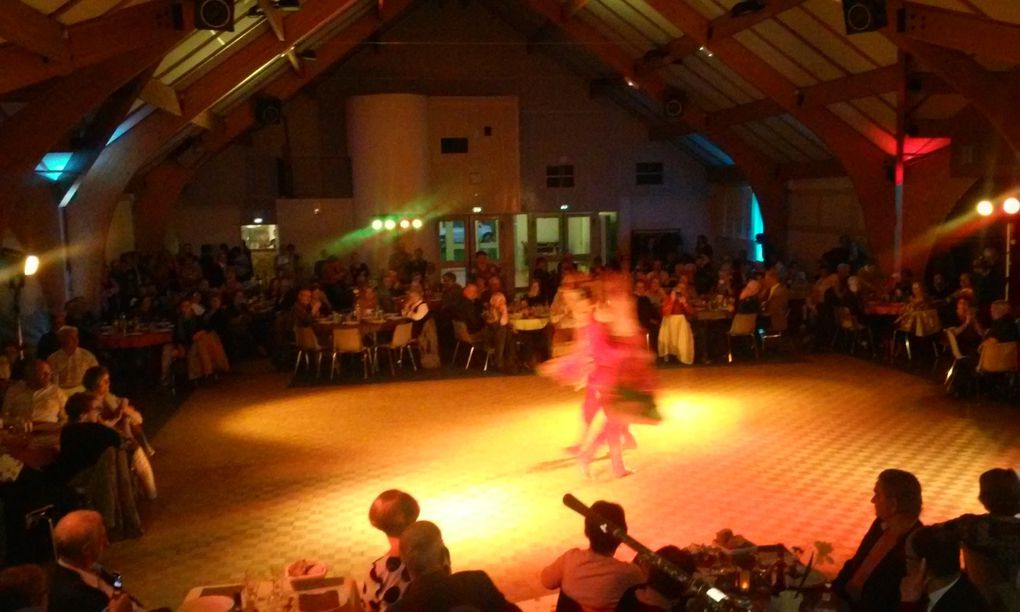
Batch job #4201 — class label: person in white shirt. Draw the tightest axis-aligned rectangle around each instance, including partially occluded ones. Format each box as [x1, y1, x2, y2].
[1, 360, 67, 429]
[46, 326, 99, 393]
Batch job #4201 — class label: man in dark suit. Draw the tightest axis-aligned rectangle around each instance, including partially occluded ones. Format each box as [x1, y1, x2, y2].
[391, 520, 519, 612]
[899, 524, 987, 611]
[48, 510, 131, 612]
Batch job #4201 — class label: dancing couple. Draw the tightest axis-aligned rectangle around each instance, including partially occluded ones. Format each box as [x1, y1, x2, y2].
[542, 271, 660, 478]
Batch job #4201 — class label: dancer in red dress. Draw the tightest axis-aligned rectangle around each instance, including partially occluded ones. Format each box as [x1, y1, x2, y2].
[542, 272, 660, 478]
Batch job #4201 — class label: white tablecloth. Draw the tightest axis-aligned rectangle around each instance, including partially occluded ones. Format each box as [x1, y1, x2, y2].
[658, 314, 695, 364]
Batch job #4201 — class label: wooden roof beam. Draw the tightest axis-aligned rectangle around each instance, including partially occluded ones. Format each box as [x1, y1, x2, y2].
[635, 0, 807, 73]
[256, 0, 287, 41]
[522, 0, 791, 245]
[0, 1, 69, 62]
[562, 0, 590, 20]
[0, 0, 188, 95]
[643, 0, 897, 267]
[898, 1, 1020, 66]
[139, 79, 182, 115]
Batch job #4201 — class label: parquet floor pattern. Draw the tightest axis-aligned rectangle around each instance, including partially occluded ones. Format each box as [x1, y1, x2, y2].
[103, 355, 1020, 609]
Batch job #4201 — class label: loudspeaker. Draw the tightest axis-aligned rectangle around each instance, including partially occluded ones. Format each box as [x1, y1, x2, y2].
[842, 0, 887, 34]
[664, 91, 686, 119]
[254, 96, 283, 126]
[195, 0, 234, 32]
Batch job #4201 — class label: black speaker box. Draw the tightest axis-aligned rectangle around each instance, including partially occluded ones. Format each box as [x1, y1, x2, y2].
[664, 91, 686, 120]
[195, 0, 234, 32]
[842, 0, 887, 34]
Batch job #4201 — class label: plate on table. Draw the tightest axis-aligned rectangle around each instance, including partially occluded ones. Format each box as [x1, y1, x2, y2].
[178, 595, 234, 612]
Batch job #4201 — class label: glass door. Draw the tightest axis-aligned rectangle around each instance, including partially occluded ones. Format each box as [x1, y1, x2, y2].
[438, 217, 468, 285]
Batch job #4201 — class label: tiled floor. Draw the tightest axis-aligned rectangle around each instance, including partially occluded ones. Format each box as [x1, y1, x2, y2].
[104, 355, 1020, 609]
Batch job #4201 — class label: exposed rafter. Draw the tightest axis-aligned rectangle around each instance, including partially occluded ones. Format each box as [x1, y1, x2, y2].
[134, 0, 422, 247]
[0, 1, 69, 62]
[641, 0, 897, 266]
[257, 0, 287, 42]
[139, 79, 182, 116]
[635, 0, 807, 73]
[898, 1, 1020, 66]
[522, 0, 791, 244]
[561, 0, 589, 20]
[0, 0, 187, 95]
[886, 30, 1020, 155]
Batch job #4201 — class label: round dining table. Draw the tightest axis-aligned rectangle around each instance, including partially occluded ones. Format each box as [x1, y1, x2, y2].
[96, 326, 174, 350]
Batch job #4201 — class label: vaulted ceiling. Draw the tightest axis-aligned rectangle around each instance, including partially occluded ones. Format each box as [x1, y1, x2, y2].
[2, 0, 1019, 207]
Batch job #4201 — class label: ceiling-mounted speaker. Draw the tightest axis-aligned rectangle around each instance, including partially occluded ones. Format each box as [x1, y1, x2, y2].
[254, 96, 283, 126]
[842, 0, 887, 34]
[195, 0, 234, 32]
[664, 91, 686, 120]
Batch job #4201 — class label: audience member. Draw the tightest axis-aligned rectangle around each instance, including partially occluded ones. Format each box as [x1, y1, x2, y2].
[362, 490, 420, 611]
[0, 564, 48, 612]
[46, 327, 99, 393]
[392, 520, 519, 612]
[617, 545, 697, 612]
[834, 469, 923, 612]
[82, 366, 155, 458]
[540, 500, 645, 610]
[1, 360, 67, 430]
[898, 524, 986, 611]
[48, 392, 121, 486]
[48, 510, 132, 612]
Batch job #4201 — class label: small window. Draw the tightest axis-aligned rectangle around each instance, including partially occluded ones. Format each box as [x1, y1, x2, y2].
[441, 137, 469, 154]
[546, 164, 574, 188]
[636, 162, 664, 185]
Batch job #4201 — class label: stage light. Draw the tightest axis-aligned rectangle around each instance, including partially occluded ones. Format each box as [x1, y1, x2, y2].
[384, 219, 396, 230]
[977, 200, 994, 216]
[624, 77, 639, 89]
[399, 219, 411, 229]
[411, 218, 423, 229]
[253, 217, 263, 224]
[560, 204, 569, 211]
[1004, 198, 1020, 215]
[371, 219, 384, 231]
[23, 255, 39, 277]
[472, 206, 482, 213]
[698, 45, 713, 58]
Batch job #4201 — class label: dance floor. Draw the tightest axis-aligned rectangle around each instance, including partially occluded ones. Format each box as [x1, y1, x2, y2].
[104, 355, 1020, 609]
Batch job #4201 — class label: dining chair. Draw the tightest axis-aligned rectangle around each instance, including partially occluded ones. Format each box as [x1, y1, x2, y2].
[727, 313, 759, 363]
[452, 320, 492, 371]
[760, 306, 790, 355]
[377, 322, 417, 376]
[331, 327, 372, 380]
[832, 307, 875, 358]
[975, 340, 1019, 399]
[941, 329, 968, 393]
[293, 326, 323, 379]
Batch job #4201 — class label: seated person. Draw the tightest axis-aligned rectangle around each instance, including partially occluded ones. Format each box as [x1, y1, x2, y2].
[48, 510, 132, 612]
[983, 300, 1018, 345]
[451, 284, 486, 341]
[617, 546, 697, 612]
[834, 469, 923, 612]
[1, 360, 67, 431]
[48, 393, 121, 485]
[357, 286, 381, 316]
[0, 341, 27, 383]
[660, 280, 694, 318]
[391, 520, 519, 612]
[950, 298, 984, 355]
[46, 327, 99, 393]
[291, 288, 318, 328]
[761, 269, 790, 332]
[36, 312, 66, 361]
[361, 490, 420, 611]
[439, 273, 463, 312]
[0, 564, 48, 612]
[82, 367, 154, 457]
[634, 280, 660, 346]
[735, 278, 762, 314]
[401, 289, 430, 337]
[898, 525, 986, 611]
[163, 298, 229, 383]
[525, 279, 548, 308]
[540, 500, 646, 611]
[937, 468, 1020, 594]
[488, 292, 515, 372]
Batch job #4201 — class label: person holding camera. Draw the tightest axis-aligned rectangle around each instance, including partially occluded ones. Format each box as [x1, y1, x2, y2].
[48, 510, 134, 612]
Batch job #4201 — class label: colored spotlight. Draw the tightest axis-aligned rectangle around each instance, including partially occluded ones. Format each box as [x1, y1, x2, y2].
[977, 200, 994, 216]
[371, 219, 384, 231]
[411, 218, 423, 229]
[384, 219, 396, 230]
[399, 219, 411, 229]
[1004, 198, 1020, 215]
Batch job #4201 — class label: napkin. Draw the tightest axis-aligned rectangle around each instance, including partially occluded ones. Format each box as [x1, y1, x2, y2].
[298, 590, 341, 611]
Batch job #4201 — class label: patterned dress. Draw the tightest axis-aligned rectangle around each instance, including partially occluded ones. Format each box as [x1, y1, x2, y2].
[362, 554, 412, 611]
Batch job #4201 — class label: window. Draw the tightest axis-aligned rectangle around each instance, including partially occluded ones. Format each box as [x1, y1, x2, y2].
[636, 162, 664, 185]
[546, 164, 574, 188]
[440, 137, 469, 154]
